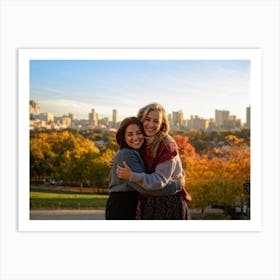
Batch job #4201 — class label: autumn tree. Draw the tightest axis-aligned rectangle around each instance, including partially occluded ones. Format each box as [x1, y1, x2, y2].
[173, 135, 196, 169]
[30, 131, 100, 186]
[176, 133, 250, 215]
[30, 133, 56, 180]
[88, 148, 115, 189]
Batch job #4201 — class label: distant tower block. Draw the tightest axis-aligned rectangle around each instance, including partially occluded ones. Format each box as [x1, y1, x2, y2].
[112, 109, 118, 128]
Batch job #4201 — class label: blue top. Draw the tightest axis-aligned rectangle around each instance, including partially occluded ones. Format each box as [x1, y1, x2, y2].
[108, 148, 181, 196]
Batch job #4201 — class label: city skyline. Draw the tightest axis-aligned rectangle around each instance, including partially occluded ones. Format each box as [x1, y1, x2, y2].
[30, 99, 248, 123]
[30, 59, 250, 122]
[30, 99, 249, 131]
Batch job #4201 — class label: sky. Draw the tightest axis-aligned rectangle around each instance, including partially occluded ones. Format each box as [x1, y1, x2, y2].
[30, 59, 250, 123]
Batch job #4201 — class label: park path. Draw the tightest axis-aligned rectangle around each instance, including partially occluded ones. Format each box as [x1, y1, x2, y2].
[30, 208, 224, 220]
[30, 209, 105, 220]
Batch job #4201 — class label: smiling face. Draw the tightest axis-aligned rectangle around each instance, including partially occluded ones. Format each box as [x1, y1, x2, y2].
[124, 124, 145, 150]
[142, 110, 163, 137]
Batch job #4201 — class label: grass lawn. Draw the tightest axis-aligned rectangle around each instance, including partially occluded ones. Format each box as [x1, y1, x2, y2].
[30, 191, 108, 209]
[30, 191, 238, 220]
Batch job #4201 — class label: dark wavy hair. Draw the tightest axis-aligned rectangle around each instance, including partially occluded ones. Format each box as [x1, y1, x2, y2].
[116, 117, 145, 149]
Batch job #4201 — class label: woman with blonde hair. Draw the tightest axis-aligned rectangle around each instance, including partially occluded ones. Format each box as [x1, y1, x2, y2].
[117, 103, 190, 219]
[106, 116, 183, 220]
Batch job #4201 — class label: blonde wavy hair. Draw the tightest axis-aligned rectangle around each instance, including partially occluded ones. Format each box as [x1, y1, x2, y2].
[137, 103, 174, 157]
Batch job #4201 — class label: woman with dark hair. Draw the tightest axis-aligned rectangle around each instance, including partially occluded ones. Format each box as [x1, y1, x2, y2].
[116, 103, 191, 220]
[105, 116, 182, 220]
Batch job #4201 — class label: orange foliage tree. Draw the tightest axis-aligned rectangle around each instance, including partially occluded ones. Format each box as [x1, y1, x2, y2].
[174, 134, 250, 214]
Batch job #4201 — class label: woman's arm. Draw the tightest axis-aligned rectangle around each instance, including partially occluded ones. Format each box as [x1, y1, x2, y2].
[117, 156, 182, 190]
[116, 150, 181, 195]
[117, 158, 191, 198]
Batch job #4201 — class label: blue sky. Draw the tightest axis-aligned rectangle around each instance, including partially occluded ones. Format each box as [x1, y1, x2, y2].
[30, 59, 250, 122]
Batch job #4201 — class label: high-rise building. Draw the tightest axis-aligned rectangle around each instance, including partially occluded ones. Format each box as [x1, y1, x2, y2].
[215, 110, 229, 128]
[223, 116, 236, 130]
[112, 109, 118, 128]
[188, 115, 209, 130]
[39, 112, 54, 122]
[245, 106, 250, 128]
[168, 114, 172, 126]
[61, 116, 72, 127]
[172, 110, 184, 129]
[29, 100, 40, 118]
[68, 113, 74, 121]
[89, 108, 98, 126]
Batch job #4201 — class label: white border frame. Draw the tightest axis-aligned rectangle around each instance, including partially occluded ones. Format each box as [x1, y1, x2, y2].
[18, 48, 262, 232]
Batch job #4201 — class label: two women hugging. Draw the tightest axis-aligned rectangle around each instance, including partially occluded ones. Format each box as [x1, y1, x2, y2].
[105, 103, 191, 220]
